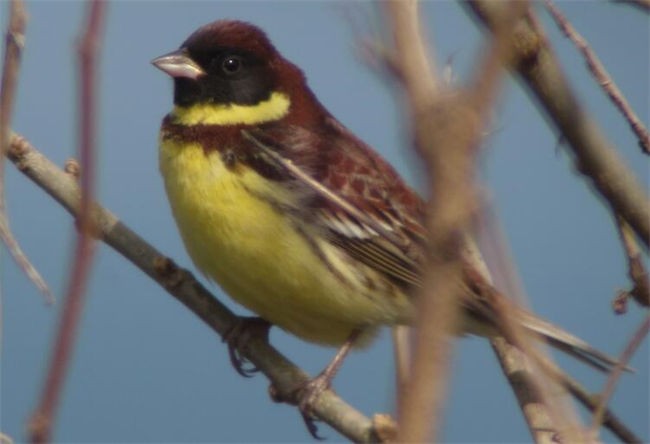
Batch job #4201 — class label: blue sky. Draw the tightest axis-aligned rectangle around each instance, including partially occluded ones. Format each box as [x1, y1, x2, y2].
[2, 1, 648, 442]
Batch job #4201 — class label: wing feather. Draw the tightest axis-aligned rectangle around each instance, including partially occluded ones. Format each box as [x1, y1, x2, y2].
[241, 125, 625, 373]
[241, 126, 425, 290]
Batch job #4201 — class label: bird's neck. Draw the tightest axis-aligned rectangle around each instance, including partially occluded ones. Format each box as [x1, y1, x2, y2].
[170, 91, 291, 126]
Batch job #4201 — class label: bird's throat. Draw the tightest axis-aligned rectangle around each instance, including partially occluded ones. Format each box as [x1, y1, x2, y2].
[171, 91, 291, 126]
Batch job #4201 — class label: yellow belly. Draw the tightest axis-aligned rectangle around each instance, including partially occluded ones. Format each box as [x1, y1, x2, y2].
[159, 138, 412, 346]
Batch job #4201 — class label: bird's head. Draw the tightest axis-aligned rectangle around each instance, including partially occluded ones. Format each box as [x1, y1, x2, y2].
[152, 20, 321, 126]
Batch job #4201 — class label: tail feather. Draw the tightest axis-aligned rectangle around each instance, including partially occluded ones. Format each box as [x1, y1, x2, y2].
[516, 309, 632, 373]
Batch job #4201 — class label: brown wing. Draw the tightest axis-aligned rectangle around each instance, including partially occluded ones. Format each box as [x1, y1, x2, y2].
[241, 124, 625, 373]
[242, 118, 427, 290]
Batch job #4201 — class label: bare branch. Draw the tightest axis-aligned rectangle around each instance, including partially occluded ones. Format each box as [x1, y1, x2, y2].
[383, 1, 551, 442]
[610, 0, 650, 13]
[371, 413, 398, 442]
[0, 222, 52, 301]
[615, 215, 649, 310]
[0, 432, 14, 444]
[0, 0, 25, 205]
[6, 133, 381, 443]
[0, 0, 53, 303]
[391, 326, 411, 410]
[465, 1, 650, 251]
[560, 370, 642, 443]
[384, 0, 437, 104]
[590, 313, 650, 437]
[382, 2, 459, 441]
[29, 2, 106, 442]
[490, 338, 557, 444]
[543, 0, 649, 155]
[492, 331, 643, 443]
[463, 249, 594, 443]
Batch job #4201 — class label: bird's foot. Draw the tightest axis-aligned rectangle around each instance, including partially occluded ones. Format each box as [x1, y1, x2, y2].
[269, 329, 361, 439]
[268, 370, 333, 440]
[296, 371, 335, 440]
[222, 316, 270, 377]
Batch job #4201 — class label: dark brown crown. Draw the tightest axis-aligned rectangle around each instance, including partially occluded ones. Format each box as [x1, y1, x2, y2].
[182, 20, 277, 61]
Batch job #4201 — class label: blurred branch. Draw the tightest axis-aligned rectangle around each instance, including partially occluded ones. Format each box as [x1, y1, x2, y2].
[6, 132, 381, 443]
[610, 0, 650, 13]
[490, 338, 557, 443]
[561, 368, 642, 443]
[590, 313, 650, 437]
[543, 0, 649, 155]
[463, 227, 566, 443]
[0, 0, 53, 303]
[467, 11, 587, 432]
[492, 328, 643, 443]
[465, 1, 650, 251]
[0, 0, 25, 209]
[614, 216, 649, 311]
[382, 1, 565, 442]
[383, 0, 437, 103]
[383, 2, 459, 441]
[463, 255, 588, 443]
[391, 326, 411, 410]
[30, 2, 106, 442]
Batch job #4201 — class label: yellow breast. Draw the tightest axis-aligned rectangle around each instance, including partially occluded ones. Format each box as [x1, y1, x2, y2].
[159, 137, 412, 346]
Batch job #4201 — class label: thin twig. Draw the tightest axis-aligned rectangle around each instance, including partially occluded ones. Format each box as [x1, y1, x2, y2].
[462, 234, 568, 444]
[7, 132, 381, 442]
[384, 1, 539, 441]
[493, 330, 643, 443]
[383, 2, 459, 442]
[463, 8, 650, 437]
[560, 370, 642, 443]
[589, 313, 650, 437]
[383, 0, 437, 104]
[490, 338, 557, 444]
[464, 225, 566, 444]
[0, 0, 53, 303]
[462, 3, 586, 438]
[614, 215, 649, 310]
[464, 260, 591, 443]
[465, 1, 650, 251]
[391, 326, 411, 411]
[456, 3, 588, 442]
[29, 2, 106, 442]
[610, 0, 650, 13]
[543, 0, 649, 155]
[359, 39, 404, 84]
[0, 0, 25, 205]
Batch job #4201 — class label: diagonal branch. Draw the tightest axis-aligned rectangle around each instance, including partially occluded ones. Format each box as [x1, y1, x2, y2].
[0, 0, 53, 303]
[6, 133, 381, 443]
[382, 2, 568, 442]
[589, 313, 650, 437]
[29, 2, 106, 442]
[614, 215, 649, 311]
[463, 254, 588, 443]
[543, 0, 649, 155]
[610, 0, 650, 13]
[560, 368, 642, 443]
[383, 2, 461, 441]
[7, 128, 642, 443]
[465, 0, 650, 251]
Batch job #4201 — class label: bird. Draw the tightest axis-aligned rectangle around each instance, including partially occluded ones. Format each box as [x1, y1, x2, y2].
[152, 19, 621, 437]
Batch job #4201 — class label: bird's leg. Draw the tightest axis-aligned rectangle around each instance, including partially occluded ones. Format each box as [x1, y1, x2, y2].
[222, 316, 271, 377]
[297, 328, 362, 439]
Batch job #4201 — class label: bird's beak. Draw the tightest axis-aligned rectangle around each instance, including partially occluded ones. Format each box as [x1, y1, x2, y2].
[151, 49, 205, 80]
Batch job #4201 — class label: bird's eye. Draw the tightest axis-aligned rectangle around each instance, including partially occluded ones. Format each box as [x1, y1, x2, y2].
[221, 56, 242, 74]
